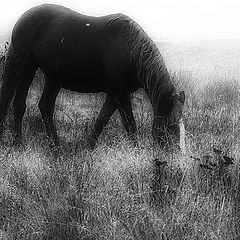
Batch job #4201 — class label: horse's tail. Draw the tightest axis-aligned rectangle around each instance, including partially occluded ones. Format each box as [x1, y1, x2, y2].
[0, 42, 32, 135]
[0, 45, 18, 134]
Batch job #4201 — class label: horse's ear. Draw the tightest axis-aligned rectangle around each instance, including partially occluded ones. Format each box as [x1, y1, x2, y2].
[179, 91, 185, 104]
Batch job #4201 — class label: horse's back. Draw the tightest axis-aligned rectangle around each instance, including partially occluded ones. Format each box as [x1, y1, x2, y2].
[12, 4, 128, 52]
[10, 4, 139, 93]
[12, 5, 106, 51]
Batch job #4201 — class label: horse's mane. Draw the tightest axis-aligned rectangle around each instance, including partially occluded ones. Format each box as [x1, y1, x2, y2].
[116, 15, 175, 108]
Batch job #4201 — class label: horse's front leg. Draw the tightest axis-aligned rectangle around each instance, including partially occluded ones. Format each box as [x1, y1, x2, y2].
[88, 94, 117, 149]
[115, 93, 137, 144]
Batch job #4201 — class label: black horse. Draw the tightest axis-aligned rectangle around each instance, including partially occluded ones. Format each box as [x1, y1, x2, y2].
[0, 4, 185, 149]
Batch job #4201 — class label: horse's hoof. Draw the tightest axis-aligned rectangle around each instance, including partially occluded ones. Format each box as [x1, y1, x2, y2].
[87, 136, 97, 150]
[13, 139, 23, 149]
[132, 139, 139, 148]
[154, 158, 167, 167]
[49, 143, 61, 153]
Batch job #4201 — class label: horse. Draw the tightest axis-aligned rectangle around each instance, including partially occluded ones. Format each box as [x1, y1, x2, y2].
[0, 4, 185, 149]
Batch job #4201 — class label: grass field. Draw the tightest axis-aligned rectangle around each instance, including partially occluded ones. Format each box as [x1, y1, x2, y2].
[0, 40, 240, 239]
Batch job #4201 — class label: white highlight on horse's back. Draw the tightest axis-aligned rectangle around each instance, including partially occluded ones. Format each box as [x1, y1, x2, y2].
[179, 118, 186, 155]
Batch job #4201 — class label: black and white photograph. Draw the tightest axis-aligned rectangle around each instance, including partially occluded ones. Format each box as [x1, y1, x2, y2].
[0, 0, 240, 239]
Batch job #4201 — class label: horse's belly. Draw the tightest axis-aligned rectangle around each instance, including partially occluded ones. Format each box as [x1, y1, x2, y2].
[58, 68, 106, 93]
[60, 76, 105, 93]
[38, 53, 107, 92]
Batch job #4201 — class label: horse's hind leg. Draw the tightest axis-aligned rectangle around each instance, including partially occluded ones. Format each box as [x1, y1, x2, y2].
[12, 65, 37, 145]
[38, 80, 60, 148]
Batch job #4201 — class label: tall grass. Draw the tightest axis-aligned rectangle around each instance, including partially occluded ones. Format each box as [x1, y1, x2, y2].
[0, 56, 240, 239]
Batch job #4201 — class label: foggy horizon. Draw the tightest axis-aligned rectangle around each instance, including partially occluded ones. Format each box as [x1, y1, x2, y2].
[1, 0, 240, 42]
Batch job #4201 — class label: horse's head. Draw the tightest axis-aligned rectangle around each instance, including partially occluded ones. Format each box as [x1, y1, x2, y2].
[152, 91, 185, 151]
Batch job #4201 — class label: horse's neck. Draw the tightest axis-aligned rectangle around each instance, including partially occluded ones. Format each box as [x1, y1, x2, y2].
[155, 91, 173, 117]
[145, 71, 174, 117]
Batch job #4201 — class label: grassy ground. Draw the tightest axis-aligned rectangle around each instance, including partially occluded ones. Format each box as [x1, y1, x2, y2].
[0, 58, 240, 239]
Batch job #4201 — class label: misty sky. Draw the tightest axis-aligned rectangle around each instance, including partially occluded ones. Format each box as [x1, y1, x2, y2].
[1, 0, 240, 41]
